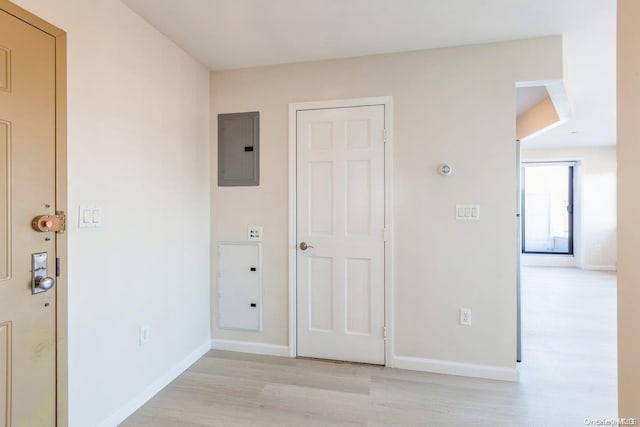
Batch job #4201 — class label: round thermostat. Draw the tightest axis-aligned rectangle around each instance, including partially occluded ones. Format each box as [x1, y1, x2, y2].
[439, 164, 453, 176]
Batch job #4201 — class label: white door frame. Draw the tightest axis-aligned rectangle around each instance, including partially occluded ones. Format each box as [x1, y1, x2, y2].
[287, 96, 394, 365]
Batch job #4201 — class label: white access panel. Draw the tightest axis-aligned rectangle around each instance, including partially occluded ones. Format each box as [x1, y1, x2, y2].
[217, 242, 262, 331]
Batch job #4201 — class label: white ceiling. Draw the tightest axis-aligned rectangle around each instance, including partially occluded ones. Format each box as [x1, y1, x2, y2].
[122, 0, 616, 148]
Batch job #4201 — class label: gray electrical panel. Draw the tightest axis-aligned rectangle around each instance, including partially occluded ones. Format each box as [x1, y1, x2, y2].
[218, 112, 260, 186]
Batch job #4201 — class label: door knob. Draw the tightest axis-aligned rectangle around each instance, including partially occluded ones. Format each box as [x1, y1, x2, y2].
[32, 252, 55, 294]
[35, 276, 55, 292]
[299, 242, 314, 251]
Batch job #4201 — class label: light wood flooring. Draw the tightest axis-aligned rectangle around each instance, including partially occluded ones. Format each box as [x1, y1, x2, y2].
[122, 267, 617, 426]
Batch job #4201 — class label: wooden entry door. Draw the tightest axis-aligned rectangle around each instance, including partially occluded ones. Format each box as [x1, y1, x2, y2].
[296, 105, 386, 364]
[0, 8, 57, 426]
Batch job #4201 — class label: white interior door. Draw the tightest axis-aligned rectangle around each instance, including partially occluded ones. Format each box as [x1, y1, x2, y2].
[296, 104, 386, 364]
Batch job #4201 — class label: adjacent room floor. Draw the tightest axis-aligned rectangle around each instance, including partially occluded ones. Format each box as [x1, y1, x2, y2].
[123, 267, 617, 427]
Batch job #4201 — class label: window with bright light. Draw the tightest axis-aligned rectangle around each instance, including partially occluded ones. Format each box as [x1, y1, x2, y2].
[522, 163, 574, 255]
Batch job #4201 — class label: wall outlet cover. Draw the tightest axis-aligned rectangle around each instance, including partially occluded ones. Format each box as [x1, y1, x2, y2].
[139, 325, 150, 345]
[460, 308, 472, 326]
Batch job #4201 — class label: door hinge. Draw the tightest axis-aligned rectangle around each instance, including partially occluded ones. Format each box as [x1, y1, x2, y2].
[55, 257, 61, 277]
[383, 228, 389, 242]
[383, 326, 388, 340]
[383, 129, 388, 143]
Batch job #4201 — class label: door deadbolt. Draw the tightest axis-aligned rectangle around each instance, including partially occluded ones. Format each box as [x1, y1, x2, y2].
[32, 252, 55, 294]
[32, 213, 65, 233]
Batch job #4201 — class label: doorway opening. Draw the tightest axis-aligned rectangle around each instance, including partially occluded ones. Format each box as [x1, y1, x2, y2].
[521, 162, 575, 255]
[515, 156, 617, 419]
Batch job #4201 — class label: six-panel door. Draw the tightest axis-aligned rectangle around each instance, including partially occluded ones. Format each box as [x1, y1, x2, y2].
[296, 105, 386, 364]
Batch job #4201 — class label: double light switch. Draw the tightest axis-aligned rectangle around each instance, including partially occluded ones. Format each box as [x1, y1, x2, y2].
[79, 206, 103, 228]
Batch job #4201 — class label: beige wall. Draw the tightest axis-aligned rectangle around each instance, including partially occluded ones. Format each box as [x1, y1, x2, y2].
[617, 0, 640, 417]
[11, 0, 211, 425]
[521, 146, 617, 269]
[211, 37, 563, 370]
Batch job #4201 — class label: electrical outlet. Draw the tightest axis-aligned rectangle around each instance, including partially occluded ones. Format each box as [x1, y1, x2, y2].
[460, 308, 472, 326]
[139, 325, 150, 345]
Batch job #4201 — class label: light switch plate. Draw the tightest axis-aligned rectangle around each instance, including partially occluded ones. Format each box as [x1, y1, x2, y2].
[455, 204, 480, 220]
[79, 206, 93, 228]
[79, 205, 103, 228]
[248, 226, 263, 241]
[91, 208, 103, 227]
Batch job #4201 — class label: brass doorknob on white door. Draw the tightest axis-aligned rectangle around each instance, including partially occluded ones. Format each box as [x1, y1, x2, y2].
[35, 276, 55, 292]
[299, 242, 314, 251]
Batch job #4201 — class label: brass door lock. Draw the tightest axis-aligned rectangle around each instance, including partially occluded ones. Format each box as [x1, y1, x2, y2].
[32, 213, 66, 233]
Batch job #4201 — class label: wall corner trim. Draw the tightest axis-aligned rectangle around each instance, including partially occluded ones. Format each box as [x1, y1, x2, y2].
[96, 340, 212, 427]
[211, 339, 290, 357]
[391, 355, 520, 382]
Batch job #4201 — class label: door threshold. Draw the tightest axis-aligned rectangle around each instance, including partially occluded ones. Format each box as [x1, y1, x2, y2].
[295, 356, 384, 367]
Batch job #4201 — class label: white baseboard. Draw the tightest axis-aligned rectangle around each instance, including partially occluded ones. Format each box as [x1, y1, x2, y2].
[521, 254, 576, 268]
[97, 340, 211, 427]
[583, 265, 617, 271]
[211, 338, 289, 357]
[391, 355, 520, 382]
